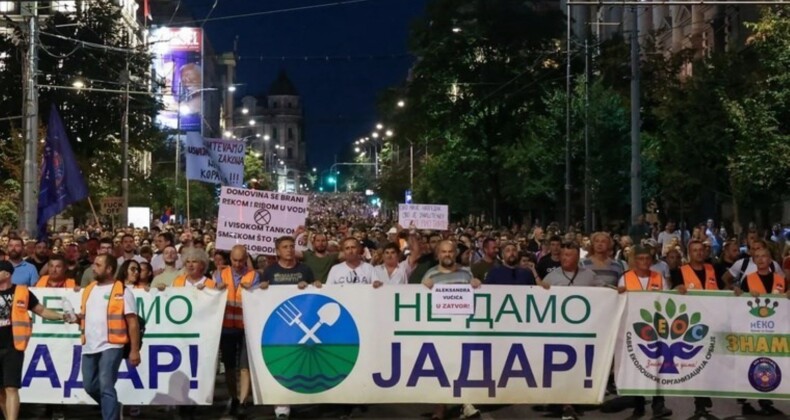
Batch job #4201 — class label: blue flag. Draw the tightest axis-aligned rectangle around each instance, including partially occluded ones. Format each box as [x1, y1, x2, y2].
[37, 104, 89, 237]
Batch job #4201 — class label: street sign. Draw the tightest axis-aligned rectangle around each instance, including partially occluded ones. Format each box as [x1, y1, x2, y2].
[405, 190, 412, 204]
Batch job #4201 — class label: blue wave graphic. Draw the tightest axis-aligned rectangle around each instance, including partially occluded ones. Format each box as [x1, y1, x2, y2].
[274, 374, 347, 383]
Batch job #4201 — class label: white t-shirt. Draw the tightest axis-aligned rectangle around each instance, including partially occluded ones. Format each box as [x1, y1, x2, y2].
[728, 258, 784, 281]
[83, 283, 137, 355]
[617, 273, 670, 290]
[326, 262, 377, 285]
[151, 253, 183, 272]
[651, 261, 671, 280]
[181, 276, 210, 288]
[373, 260, 412, 285]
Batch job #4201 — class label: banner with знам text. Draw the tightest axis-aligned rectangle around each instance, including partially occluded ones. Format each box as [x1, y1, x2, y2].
[243, 285, 625, 404]
[19, 288, 226, 405]
[615, 291, 790, 400]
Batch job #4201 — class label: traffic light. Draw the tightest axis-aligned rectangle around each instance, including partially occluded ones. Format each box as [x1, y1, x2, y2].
[327, 176, 336, 185]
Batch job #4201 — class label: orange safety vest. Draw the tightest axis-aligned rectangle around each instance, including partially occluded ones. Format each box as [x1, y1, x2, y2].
[11, 286, 32, 351]
[80, 281, 129, 345]
[680, 264, 718, 291]
[173, 275, 217, 289]
[220, 267, 256, 329]
[624, 270, 664, 291]
[35, 276, 76, 289]
[745, 272, 786, 294]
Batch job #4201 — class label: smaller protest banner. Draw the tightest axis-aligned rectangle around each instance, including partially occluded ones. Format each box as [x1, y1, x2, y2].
[216, 187, 309, 255]
[185, 132, 245, 186]
[432, 284, 474, 315]
[398, 204, 448, 230]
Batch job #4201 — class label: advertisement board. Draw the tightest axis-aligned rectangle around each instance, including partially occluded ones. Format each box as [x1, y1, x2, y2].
[150, 27, 203, 131]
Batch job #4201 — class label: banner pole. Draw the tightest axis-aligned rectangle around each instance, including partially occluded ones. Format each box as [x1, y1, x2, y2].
[186, 180, 191, 228]
[86, 197, 99, 226]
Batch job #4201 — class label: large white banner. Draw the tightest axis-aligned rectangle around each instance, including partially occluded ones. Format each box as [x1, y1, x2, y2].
[243, 285, 624, 404]
[615, 291, 790, 400]
[398, 204, 448, 230]
[216, 187, 308, 256]
[185, 132, 245, 186]
[20, 288, 226, 405]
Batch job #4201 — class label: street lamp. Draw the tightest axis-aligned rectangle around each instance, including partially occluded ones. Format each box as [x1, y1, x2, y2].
[397, 100, 405, 108]
[249, 119, 255, 126]
[376, 123, 383, 130]
[241, 108, 249, 115]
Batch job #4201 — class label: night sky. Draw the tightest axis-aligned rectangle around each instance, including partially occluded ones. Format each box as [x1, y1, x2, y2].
[182, 0, 428, 170]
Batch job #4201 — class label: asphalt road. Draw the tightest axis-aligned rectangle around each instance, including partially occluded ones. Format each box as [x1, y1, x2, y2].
[20, 395, 789, 419]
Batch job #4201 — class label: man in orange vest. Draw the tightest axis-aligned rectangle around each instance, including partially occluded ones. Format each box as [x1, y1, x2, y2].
[77, 254, 141, 420]
[0, 260, 65, 420]
[671, 239, 724, 417]
[35, 255, 77, 289]
[732, 246, 787, 416]
[616, 245, 672, 419]
[213, 245, 259, 416]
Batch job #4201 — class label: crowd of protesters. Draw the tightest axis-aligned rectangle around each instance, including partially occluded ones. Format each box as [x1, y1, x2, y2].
[0, 193, 788, 419]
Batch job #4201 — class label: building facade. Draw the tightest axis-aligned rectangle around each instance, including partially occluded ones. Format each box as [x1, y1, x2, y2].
[232, 70, 306, 193]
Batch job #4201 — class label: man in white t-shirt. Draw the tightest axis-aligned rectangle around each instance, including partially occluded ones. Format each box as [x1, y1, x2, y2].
[326, 238, 377, 285]
[78, 254, 140, 420]
[723, 239, 784, 289]
[373, 236, 421, 286]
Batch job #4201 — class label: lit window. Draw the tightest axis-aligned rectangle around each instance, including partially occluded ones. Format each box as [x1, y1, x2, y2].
[52, 1, 77, 13]
[0, 2, 16, 13]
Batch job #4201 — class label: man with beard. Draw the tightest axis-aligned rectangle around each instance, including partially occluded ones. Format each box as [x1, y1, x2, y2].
[6, 237, 38, 286]
[485, 242, 536, 285]
[421, 240, 481, 420]
[297, 232, 339, 283]
[151, 246, 181, 289]
[116, 234, 146, 268]
[0, 260, 66, 420]
[80, 239, 113, 287]
[74, 254, 140, 420]
[470, 238, 498, 281]
[24, 240, 49, 274]
[151, 232, 182, 275]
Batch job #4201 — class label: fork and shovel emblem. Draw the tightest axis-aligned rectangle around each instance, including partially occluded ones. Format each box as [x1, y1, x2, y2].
[275, 301, 342, 344]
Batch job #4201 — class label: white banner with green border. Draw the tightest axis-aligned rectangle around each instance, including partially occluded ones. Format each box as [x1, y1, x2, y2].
[243, 285, 625, 404]
[19, 288, 226, 404]
[615, 291, 789, 400]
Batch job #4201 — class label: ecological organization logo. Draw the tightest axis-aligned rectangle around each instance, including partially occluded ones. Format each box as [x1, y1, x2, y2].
[626, 298, 715, 383]
[748, 357, 782, 393]
[261, 294, 359, 394]
[747, 297, 779, 318]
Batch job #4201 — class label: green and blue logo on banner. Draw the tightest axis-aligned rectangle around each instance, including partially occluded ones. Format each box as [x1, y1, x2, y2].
[262, 294, 359, 394]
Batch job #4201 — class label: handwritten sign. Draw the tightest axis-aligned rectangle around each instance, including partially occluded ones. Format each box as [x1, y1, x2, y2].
[100, 197, 124, 216]
[216, 187, 308, 256]
[185, 132, 245, 186]
[431, 284, 474, 315]
[398, 204, 448, 230]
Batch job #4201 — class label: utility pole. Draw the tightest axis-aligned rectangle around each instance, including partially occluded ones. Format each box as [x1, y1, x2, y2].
[584, 39, 592, 233]
[21, 2, 38, 236]
[629, 5, 642, 222]
[121, 59, 130, 228]
[564, 0, 572, 230]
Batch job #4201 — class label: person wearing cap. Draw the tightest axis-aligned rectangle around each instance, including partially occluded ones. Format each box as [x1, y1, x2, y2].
[0, 260, 66, 420]
[617, 245, 672, 419]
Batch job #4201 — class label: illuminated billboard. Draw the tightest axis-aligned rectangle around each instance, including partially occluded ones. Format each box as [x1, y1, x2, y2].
[150, 27, 203, 131]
